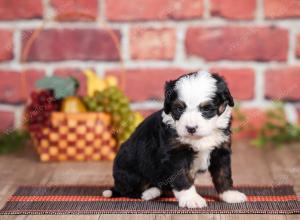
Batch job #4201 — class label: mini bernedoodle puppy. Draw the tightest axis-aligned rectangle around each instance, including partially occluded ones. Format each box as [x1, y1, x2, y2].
[103, 71, 247, 208]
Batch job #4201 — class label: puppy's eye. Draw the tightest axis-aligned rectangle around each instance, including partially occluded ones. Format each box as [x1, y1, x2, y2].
[175, 106, 185, 113]
[199, 102, 217, 118]
[201, 105, 211, 111]
[172, 101, 186, 114]
[199, 104, 214, 112]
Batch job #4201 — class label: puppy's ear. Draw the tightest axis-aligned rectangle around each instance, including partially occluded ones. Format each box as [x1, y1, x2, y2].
[164, 80, 177, 114]
[221, 82, 234, 107]
[212, 73, 234, 109]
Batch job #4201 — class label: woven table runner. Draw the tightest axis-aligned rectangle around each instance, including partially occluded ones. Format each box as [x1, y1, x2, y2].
[1, 185, 299, 214]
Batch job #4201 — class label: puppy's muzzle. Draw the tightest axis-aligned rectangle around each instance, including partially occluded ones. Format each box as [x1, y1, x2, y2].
[186, 126, 198, 134]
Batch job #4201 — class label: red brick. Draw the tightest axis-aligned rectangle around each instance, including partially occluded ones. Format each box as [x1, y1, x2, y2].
[210, 68, 255, 100]
[106, 68, 186, 102]
[0, 71, 24, 104]
[265, 0, 300, 19]
[24, 70, 46, 98]
[51, 0, 98, 21]
[265, 67, 300, 101]
[0, 70, 45, 104]
[130, 28, 176, 60]
[296, 34, 300, 58]
[185, 26, 288, 61]
[211, 0, 256, 20]
[0, 111, 14, 132]
[22, 29, 121, 62]
[0, 30, 13, 61]
[106, 0, 203, 21]
[54, 68, 87, 96]
[0, 0, 43, 20]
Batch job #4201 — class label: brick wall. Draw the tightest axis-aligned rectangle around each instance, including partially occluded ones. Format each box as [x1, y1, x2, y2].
[0, 0, 300, 132]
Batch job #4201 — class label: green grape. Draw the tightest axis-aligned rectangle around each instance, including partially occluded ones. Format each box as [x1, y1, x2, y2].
[83, 96, 90, 103]
[89, 101, 97, 111]
[111, 94, 120, 102]
[95, 106, 104, 112]
[84, 86, 140, 146]
[118, 122, 126, 131]
[120, 109, 131, 117]
[94, 91, 101, 97]
[95, 95, 103, 103]
[110, 103, 118, 111]
[113, 115, 122, 125]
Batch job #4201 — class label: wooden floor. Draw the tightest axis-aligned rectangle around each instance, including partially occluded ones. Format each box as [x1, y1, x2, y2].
[0, 140, 299, 220]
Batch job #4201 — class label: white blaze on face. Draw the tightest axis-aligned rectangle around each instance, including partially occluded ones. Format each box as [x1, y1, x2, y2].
[176, 71, 217, 107]
[174, 71, 218, 137]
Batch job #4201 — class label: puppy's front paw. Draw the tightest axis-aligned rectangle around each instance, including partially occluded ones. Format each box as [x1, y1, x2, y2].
[219, 190, 247, 203]
[173, 186, 207, 209]
[178, 194, 207, 209]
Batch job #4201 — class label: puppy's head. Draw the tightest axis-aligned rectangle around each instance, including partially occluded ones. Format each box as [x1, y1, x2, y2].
[163, 71, 234, 139]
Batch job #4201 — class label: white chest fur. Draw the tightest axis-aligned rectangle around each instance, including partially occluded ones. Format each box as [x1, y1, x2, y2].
[181, 129, 229, 178]
[190, 150, 211, 178]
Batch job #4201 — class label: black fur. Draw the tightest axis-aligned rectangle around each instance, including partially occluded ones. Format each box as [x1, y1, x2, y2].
[164, 80, 177, 115]
[112, 110, 196, 197]
[109, 72, 235, 198]
[209, 144, 233, 193]
[211, 73, 234, 108]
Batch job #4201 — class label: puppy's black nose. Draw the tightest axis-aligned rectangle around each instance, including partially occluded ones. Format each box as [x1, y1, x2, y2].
[186, 126, 198, 134]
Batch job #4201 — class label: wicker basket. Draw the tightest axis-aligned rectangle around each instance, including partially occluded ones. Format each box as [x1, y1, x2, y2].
[32, 112, 117, 162]
[22, 11, 126, 162]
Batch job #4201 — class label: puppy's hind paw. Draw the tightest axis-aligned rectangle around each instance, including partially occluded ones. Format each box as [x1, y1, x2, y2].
[141, 187, 162, 201]
[219, 190, 247, 203]
[102, 190, 113, 198]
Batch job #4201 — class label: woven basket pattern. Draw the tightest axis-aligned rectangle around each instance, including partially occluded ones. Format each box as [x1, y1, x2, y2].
[32, 112, 117, 162]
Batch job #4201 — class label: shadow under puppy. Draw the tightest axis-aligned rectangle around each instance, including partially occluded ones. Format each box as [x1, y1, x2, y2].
[103, 71, 247, 208]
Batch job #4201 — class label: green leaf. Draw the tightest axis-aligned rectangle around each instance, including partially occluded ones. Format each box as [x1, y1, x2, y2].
[0, 130, 30, 154]
[251, 137, 266, 148]
[36, 76, 77, 99]
[251, 102, 300, 148]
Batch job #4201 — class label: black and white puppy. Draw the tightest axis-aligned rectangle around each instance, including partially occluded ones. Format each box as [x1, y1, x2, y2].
[103, 71, 247, 208]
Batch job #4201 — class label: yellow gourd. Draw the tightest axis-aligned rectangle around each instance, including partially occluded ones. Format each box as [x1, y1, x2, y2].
[84, 69, 119, 97]
[61, 96, 87, 113]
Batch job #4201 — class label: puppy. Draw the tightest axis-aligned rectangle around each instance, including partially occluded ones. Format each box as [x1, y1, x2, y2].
[103, 71, 247, 208]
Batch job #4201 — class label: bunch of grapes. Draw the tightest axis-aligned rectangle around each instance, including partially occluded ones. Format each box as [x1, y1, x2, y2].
[26, 90, 60, 135]
[84, 87, 136, 144]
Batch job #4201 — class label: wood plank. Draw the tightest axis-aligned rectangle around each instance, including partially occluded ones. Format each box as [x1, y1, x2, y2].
[25, 215, 99, 220]
[99, 214, 159, 220]
[0, 184, 18, 208]
[286, 215, 300, 220]
[0, 216, 26, 220]
[1, 141, 299, 219]
[154, 214, 172, 220]
[284, 143, 300, 195]
[220, 215, 286, 220]
[172, 214, 220, 220]
[230, 141, 274, 185]
[34, 164, 104, 220]
[47, 161, 113, 185]
[263, 145, 300, 195]
[0, 148, 55, 186]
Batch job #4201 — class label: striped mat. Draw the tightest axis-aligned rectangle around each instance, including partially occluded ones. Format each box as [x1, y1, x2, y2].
[1, 185, 300, 215]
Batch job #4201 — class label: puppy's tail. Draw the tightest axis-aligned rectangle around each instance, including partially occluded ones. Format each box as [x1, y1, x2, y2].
[102, 187, 121, 198]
